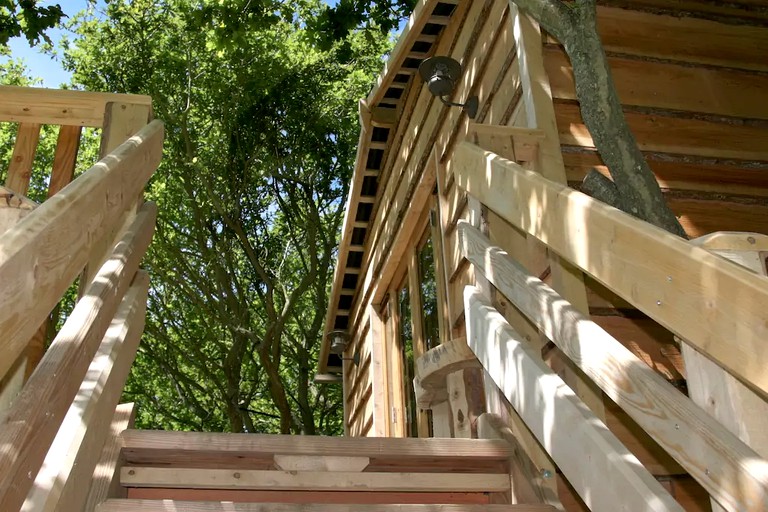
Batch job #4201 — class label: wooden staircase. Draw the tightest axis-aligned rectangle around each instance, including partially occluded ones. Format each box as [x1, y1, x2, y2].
[96, 430, 556, 511]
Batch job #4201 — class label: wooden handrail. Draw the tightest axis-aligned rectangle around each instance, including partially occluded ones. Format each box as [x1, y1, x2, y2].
[458, 219, 768, 511]
[0, 120, 163, 381]
[0, 205, 155, 511]
[453, 140, 768, 400]
[464, 285, 682, 512]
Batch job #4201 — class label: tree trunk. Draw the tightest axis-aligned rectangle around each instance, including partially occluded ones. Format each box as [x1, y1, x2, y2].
[509, 0, 687, 237]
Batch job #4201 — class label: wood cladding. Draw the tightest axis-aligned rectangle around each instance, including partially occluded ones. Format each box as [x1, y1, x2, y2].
[546, 5, 768, 243]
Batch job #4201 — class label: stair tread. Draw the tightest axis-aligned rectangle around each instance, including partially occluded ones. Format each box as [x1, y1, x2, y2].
[120, 430, 514, 472]
[97, 499, 558, 511]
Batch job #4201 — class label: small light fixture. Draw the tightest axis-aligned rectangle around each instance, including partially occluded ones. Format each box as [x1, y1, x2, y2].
[327, 329, 350, 355]
[418, 56, 478, 120]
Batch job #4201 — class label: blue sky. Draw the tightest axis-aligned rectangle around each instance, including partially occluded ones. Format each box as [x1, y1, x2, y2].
[2, 0, 94, 87]
[2, 0, 349, 88]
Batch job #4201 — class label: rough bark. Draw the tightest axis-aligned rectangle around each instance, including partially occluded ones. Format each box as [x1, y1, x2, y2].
[509, 0, 687, 238]
[581, 168, 623, 210]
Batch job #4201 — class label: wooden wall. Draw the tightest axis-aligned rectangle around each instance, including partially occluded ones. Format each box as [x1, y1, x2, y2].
[344, 2, 767, 508]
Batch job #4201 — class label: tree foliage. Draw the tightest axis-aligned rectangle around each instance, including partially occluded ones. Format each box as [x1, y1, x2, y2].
[64, 0, 393, 434]
[0, 0, 64, 48]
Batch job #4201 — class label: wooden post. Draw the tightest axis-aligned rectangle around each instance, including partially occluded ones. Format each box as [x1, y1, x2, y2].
[80, 102, 152, 294]
[682, 232, 768, 512]
[5, 122, 41, 195]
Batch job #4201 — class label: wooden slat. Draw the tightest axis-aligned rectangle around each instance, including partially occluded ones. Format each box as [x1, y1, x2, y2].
[5, 122, 41, 195]
[121, 430, 514, 467]
[49, 125, 82, 196]
[545, 45, 768, 120]
[414, 337, 477, 409]
[98, 500, 557, 511]
[562, 150, 768, 198]
[26, 278, 148, 512]
[453, 140, 768, 399]
[84, 403, 137, 512]
[121, 468, 510, 493]
[0, 120, 163, 381]
[555, 102, 768, 161]
[0, 86, 151, 127]
[593, 6, 768, 72]
[463, 286, 682, 512]
[0, 205, 156, 512]
[458, 220, 768, 510]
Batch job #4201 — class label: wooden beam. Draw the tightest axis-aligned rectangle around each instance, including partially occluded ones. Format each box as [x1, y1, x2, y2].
[0, 205, 156, 512]
[458, 220, 768, 511]
[49, 125, 82, 196]
[273, 455, 370, 472]
[97, 501, 558, 512]
[0, 86, 152, 127]
[120, 430, 514, 466]
[453, 140, 768, 399]
[0, 120, 163, 381]
[26, 278, 148, 512]
[5, 122, 41, 195]
[463, 286, 682, 512]
[120, 468, 510, 493]
[84, 403, 137, 512]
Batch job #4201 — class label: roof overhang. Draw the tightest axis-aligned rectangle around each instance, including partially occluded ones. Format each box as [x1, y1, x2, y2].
[318, 0, 462, 375]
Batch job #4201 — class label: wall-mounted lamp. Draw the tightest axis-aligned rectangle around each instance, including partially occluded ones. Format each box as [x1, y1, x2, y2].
[327, 329, 350, 355]
[418, 56, 478, 120]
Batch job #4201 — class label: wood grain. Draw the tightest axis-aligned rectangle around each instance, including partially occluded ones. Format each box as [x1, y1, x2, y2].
[456, 209, 768, 511]
[0, 204, 155, 512]
[464, 286, 682, 512]
[0, 120, 163, 381]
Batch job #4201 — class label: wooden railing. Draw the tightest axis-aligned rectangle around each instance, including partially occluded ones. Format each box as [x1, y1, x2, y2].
[453, 140, 768, 511]
[0, 87, 162, 511]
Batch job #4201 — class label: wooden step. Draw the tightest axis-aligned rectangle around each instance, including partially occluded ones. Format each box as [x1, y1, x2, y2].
[120, 430, 513, 473]
[97, 500, 558, 511]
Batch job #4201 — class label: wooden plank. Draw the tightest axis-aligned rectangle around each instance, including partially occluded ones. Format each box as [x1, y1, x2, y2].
[0, 120, 163, 381]
[273, 455, 370, 472]
[26, 277, 149, 512]
[0, 205, 156, 512]
[453, 140, 768, 399]
[121, 430, 515, 465]
[562, 150, 768, 198]
[446, 370, 471, 438]
[545, 45, 768, 120]
[509, 6, 605, 420]
[369, 305, 390, 437]
[5, 122, 41, 195]
[0, 86, 151, 127]
[593, 6, 768, 72]
[121, 468, 511, 493]
[463, 286, 682, 512]
[81, 102, 153, 292]
[555, 102, 768, 161]
[98, 500, 557, 511]
[683, 235, 768, 512]
[84, 403, 137, 512]
[457, 210, 768, 510]
[49, 125, 82, 196]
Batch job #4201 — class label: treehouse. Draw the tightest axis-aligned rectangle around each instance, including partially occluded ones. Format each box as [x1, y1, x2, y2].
[1, 1, 768, 511]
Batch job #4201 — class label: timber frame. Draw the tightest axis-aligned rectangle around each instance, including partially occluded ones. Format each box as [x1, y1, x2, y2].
[321, 0, 768, 510]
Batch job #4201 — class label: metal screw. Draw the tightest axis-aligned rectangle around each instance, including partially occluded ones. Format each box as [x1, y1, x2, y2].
[748, 236, 756, 245]
[675, 424, 680, 430]
[540, 469, 553, 479]
[233, 472, 241, 479]
[128, 469, 135, 476]
[705, 468, 710, 475]
[656, 300, 662, 306]
[667, 276, 672, 282]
